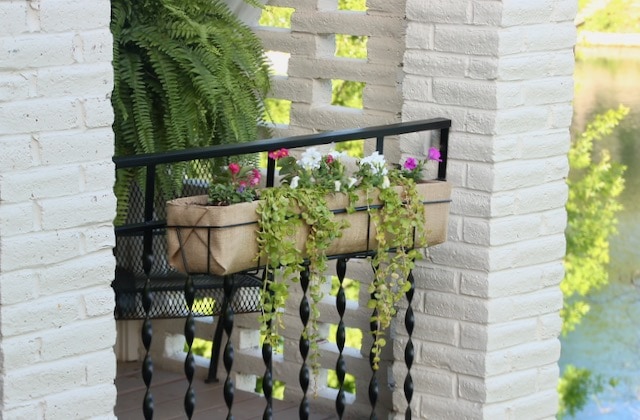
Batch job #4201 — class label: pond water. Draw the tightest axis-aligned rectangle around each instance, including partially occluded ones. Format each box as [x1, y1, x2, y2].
[559, 48, 640, 419]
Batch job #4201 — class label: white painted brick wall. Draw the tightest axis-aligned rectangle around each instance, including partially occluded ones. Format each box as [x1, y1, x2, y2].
[396, 0, 575, 419]
[0, 0, 116, 417]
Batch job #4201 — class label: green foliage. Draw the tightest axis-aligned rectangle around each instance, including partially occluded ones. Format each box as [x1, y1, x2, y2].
[580, 0, 640, 33]
[185, 337, 213, 356]
[111, 0, 270, 223]
[264, 98, 291, 125]
[338, 0, 367, 11]
[332, 80, 365, 109]
[578, 0, 591, 11]
[256, 187, 348, 375]
[562, 105, 628, 334]
[327, 370, 357, 394]
[255, 377, 286, 400]
[255, 164, 427, 373]
[558, 106, 627, 418]
[558, 365, 618, 418]
[328, 323, 363, 350]
[335, 140, 364, 158]
[258, 5, 294, 28]
[336, 34, 367, 58]
[366, 177, 425, 368]
[208, 163, 261, 205]
[330, 276, 360, 301]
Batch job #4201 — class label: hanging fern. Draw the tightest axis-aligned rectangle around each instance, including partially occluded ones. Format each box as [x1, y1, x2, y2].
[111, 0, 271, 223]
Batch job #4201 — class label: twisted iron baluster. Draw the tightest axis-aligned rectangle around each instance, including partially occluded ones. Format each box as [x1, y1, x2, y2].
[262, 271, 274, 420]
[140, 241, 155, 419]
[404, 271, 416, 420]
[335, 258, 347, 419]
[368, 264, 379, 420]
[184, 275, 196, 419]
[368, 311, 379, 420]
[222, 275, 236, 420]
[141, 276, 154, 419]
[298, 265, 311, 420]
[141, 165, 155, 419]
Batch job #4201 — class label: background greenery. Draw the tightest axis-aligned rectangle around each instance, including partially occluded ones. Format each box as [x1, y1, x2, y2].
[559, 3, 638, 416]
[580, 0, 640, 33]
[558, 107, 627, 417]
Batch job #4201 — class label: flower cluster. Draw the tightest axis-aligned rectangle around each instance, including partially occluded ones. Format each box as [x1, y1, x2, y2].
[398, 146, 442, 181]
[207, 146, 443, 204]
[277, 147, 352, 192]
[356, 151, 390, 188]
[273, 146, 443, 191]
[208, 162, 262, 205]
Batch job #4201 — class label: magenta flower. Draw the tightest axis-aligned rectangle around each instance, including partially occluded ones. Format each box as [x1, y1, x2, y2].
[268, 148, 289, 160]
[228, 163, 241, 175]
[249, 169, 261, 186]
[402, 157, 418, 171]
[428, 147, 442, 162]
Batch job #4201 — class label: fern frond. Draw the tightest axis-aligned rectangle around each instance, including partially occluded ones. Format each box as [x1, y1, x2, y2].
[111, 0, 271, 222]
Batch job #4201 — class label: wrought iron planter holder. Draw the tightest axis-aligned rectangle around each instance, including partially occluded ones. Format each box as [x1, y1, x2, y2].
[112, 118, 452, 420]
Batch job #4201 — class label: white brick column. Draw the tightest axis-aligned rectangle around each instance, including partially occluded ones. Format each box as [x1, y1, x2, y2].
[0, 0, 117, 417]
[395, 1, 576, 418]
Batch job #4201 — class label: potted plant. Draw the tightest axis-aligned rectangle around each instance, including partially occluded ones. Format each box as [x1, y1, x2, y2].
[110, 0, 271, 224]
[166, 147, 452, 371]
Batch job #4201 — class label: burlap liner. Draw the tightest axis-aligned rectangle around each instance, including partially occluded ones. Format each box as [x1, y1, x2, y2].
[167, 180, 452, 275]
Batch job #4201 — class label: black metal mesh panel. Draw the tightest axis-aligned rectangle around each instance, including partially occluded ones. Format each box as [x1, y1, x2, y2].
[113, 272, 262, 319]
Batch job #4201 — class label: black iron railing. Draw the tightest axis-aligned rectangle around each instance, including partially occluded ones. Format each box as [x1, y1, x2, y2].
[112, 118, 451, 419]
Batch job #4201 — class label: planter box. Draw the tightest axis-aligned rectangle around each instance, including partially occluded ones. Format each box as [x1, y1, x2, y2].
[167, 181, 452, 276]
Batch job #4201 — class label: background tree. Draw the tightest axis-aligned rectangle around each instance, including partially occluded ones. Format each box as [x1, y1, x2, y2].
[558, 106, 628, 417]
[562, 105, 628, 334]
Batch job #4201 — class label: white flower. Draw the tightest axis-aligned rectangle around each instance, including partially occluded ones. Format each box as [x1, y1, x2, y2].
[328, 149, 348, 162]
[381, 175, 390, 189]
[334, 180, 341, 192]
[348, 177, 358, 188]
[298, 147, 322, 170]
[360, 151, 386, 166]
[290, 176, 300, 189]
[360, 151, 388, 175]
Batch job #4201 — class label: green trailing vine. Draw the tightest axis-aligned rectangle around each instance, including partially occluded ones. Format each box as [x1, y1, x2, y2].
[256, 187, 348, 374]
[111, 0, 270, 224]
[255, 172, 427, 374]
[367, 176, 426, 368]
[200, 147, 441, 377]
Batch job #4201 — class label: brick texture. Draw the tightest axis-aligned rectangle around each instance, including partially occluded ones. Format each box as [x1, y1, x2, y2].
[399, 1, 575, 418]
[0, 0, 116, 416]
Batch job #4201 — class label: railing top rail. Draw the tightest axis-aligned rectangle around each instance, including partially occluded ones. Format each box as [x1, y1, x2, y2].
[113, 118, 451, 169]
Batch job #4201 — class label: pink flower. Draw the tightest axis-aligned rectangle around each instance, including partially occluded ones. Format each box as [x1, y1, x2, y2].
[268, 148, 289, 160]
[228, 163, 241, 175]
[249, 169, 261, 186]
[402, 157, 418, 171]
[428, 147, 442, 162]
